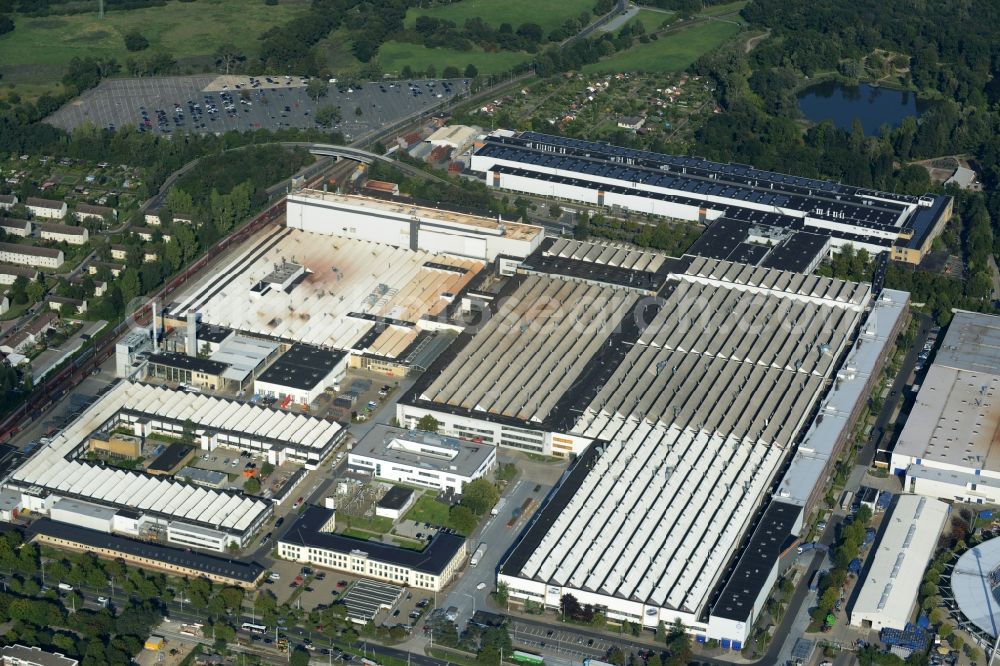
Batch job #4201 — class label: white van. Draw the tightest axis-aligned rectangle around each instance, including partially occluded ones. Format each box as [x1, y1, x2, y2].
[57, 583, 74, 592]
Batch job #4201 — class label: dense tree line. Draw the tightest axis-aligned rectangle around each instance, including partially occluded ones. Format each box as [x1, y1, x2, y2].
[741, 0, 1000, 105]
[258, 0, 353, 73]
[0, 532, 165, 665]
[532, 20, 652, 76]
[576, 213, 701, 256]
[680, 0, 1000, 325]
[410, 17, 573, 52]
[366, 160, 503, 215]
[173, 144, 312, 213]
[0, 0, 168, 16]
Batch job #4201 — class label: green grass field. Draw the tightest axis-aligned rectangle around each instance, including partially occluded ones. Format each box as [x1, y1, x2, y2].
[0, 0, 310, 93]
[377, 41, 531, 77]
[582, 20, 740, 74]
[404, 494, 452, 527]
[318, 28, 364, 75]
[631, 9, 675, 34]
[405, 0, 595, 33]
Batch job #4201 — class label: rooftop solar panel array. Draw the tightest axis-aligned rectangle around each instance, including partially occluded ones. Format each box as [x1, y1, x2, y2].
[477, 132, 925, 231]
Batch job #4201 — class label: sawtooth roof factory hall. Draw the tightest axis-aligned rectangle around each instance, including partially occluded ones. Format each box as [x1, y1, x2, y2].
[0, 135, 920, 656]
[398, 234, 909, 645]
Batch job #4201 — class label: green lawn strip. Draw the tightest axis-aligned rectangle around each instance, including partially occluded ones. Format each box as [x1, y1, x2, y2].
[377, 42, 531, 77]
[403, 493, 452, 527]
[582, 20, 740, 74]
[632, 9, 675, 33]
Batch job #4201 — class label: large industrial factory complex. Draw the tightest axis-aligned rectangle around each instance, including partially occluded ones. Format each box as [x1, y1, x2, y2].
[1, 129, 961, 655]
[2, 379, 350, 551]
[471, 130, 952, 264]
[399, 230, 909, 643]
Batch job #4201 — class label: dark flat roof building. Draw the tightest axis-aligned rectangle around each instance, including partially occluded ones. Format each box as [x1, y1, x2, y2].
[147, 352, 227, 376]
[709, 501, 802, 628]
[257, 344, 345, 391]
[147, 442, 195, 475]
[377, 486, 414, 512]
[29, 519, 266, 588]
[278, 506, 466, 590]
[687, 217, 831, 274]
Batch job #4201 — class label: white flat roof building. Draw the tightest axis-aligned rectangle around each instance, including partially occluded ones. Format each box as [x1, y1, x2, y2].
[170, 226, 485, 350]
[776, 289, 909, 509]
[286, 190, 543, 261]
[849, 495, 949, 631]
[893, 312, 1000, 502]
[426, 124, 479, 152]
[349, 425, 496, 494]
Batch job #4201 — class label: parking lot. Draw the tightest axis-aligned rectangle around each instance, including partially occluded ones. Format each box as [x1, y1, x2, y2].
[45, 74, 470, 140]
[511, 621, 615, 663]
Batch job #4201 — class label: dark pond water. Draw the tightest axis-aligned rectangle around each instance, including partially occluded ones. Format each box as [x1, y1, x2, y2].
[797, 81, 930, 135]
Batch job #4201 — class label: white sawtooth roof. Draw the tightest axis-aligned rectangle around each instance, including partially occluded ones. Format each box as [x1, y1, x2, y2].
[507, 258, 870, 616]
[7, 380, 344, 534]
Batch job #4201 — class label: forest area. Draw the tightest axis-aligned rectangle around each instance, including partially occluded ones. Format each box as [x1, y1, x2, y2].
[679, 0, 1000, 323]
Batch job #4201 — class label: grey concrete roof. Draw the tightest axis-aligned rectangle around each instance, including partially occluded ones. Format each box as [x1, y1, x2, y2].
[352, 425, 495, 478]
[418, 274, 637, 423]
[546, 237, 667, 273]
[934, 311, 1000, 375]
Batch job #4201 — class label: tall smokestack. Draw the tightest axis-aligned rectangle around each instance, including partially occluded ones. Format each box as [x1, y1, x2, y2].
[187, 311, 197, 357]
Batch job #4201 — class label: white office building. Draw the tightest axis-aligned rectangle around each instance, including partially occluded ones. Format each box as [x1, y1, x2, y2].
[278, 506, 467, 591]
[285, 190, 543, 262]
[349, 425, 496, 494]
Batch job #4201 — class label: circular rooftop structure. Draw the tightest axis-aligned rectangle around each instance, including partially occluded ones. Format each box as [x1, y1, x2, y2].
[952, 538, 1000, 638]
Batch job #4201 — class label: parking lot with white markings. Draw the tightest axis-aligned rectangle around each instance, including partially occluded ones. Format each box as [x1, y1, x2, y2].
[511, 621, 616, 662]
[45, 74, 470, 140]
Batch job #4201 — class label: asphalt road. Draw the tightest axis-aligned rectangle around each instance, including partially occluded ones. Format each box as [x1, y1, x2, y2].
[862, 312, 932, 467]
[45, 76, 469, 140]
[441, 475, 551, 629]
